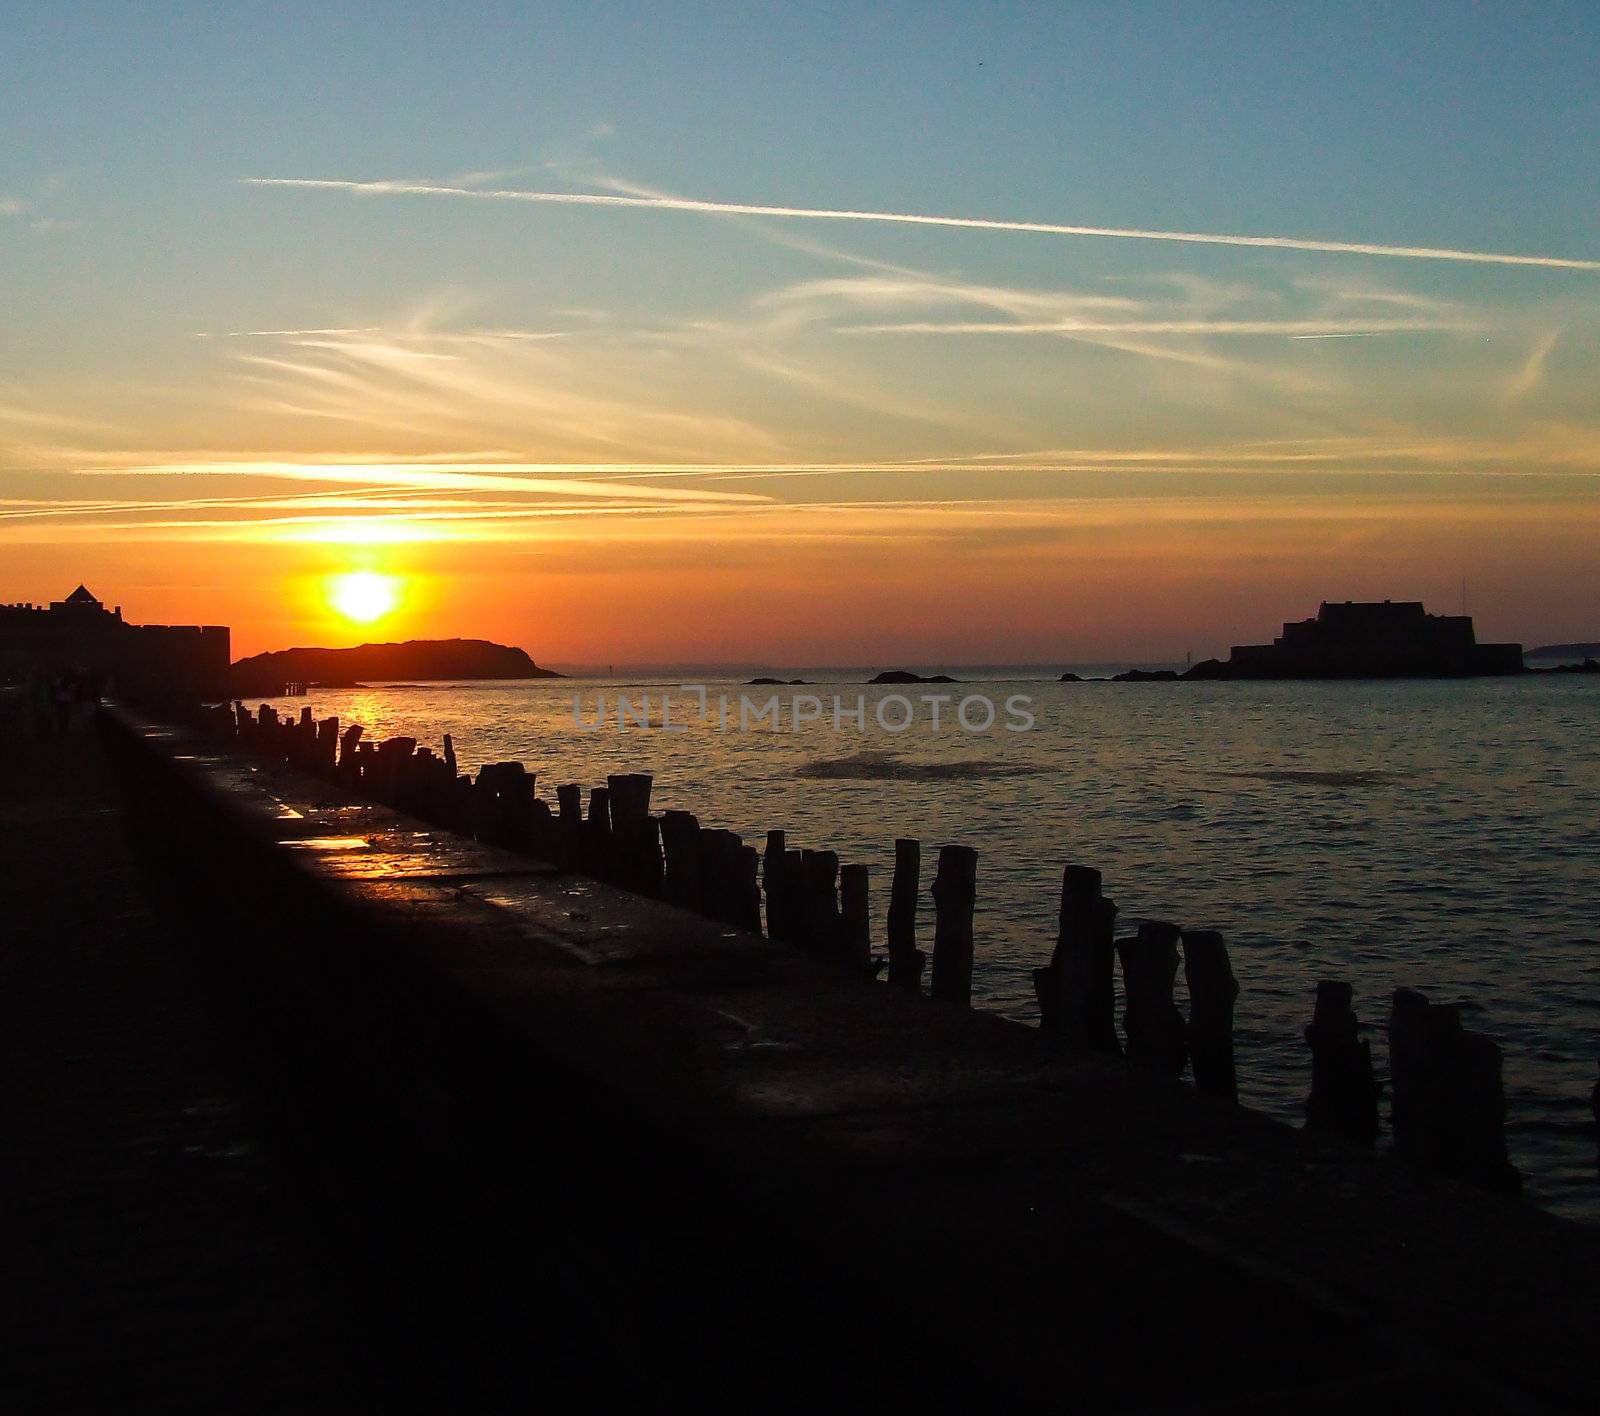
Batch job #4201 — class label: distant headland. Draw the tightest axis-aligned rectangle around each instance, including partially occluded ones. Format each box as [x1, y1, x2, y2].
[1527, 640, 1600, 660]
[231, 638, 562, 696]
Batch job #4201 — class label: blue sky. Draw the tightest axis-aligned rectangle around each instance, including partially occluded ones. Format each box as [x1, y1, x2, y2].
[2, 3, 1598, 658]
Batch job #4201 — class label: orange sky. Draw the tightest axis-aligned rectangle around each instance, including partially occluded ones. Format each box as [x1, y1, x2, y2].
[6, 129, 1599, 663]
[6, 486, 1595, 665]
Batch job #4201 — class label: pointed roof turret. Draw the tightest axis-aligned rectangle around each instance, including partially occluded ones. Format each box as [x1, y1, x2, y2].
[63, 584, 100, 605]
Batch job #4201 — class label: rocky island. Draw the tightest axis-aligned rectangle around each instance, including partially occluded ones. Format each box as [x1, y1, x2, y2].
[231, 638, 562, 696]
[868, 670, 960, 685]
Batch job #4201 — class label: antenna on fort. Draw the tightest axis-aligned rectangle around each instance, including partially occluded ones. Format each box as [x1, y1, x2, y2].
[1461, 576, 1468, 616]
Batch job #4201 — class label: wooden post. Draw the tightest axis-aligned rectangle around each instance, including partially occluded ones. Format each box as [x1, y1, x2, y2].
[799, 849, 840, 953]
[373, 737, 417, 806]
[708, 831, 753, 928]
[1304, 980, 1379, 1145]
[1388, 987, 1429, 1158]
[338, 722, 363, 779]
[1452, 1029, 1520, 1195]
[555, 783, 583, 870]
[528, 796, 560, 864]
[474, 761, 527, 846]
[1182, 929, 1238, 1101]
[315, 716, 339, 775]
[839, 864, 871, 973]
[1085, 894, 1120, 1055]
[698, 829, 740, 924]
[734, 843, 762, 932]
[660, 810, 705, 914]
[584, 785, 614, 878]
[929, 845, 977, 1005]
[762, 830, 787, 940]
[1392, 991, 1520, 1194]
[780, 850, 804, 945]
[1120, 920, 1188, 1076]
[607, 772, 660, 895]
[886, 838, 923, 989]
[1033, 865, 1104, 1047]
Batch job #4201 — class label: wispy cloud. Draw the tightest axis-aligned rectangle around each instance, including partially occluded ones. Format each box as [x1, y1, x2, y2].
[1503, 328, 1561, 402]
[80, 460, 769, 503]
[218, 321, 782, 459]
[243, 177, 1600, 272]
[201, 325, 571, 344]
[838, 318, 1466, 337]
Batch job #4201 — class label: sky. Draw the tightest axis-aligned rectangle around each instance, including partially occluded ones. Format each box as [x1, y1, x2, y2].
[3, 2, 1598, 665]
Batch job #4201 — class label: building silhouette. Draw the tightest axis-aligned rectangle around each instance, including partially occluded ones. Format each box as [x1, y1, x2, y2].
[1204, 600, 1524, 678]
[0, 585, 230, 700]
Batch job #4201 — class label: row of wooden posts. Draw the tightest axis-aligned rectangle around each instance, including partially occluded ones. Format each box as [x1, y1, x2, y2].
[198, 699, 1522, 1196]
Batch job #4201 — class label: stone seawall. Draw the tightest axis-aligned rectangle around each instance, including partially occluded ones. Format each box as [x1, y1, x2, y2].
[99, 706, 1600, 1411]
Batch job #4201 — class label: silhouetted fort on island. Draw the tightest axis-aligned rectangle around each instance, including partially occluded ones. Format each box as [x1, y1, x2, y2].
[1186, 600, 1525, 679]
[0, 585, 230, 700]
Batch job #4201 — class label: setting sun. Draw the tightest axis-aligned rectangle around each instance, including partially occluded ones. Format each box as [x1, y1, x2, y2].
[328, 571, 401, 624]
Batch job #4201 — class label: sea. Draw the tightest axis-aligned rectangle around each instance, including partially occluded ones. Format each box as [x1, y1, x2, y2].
[259, 669, 1600, 1223]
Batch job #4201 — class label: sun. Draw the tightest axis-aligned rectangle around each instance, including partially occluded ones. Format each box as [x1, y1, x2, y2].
[328, 570, 401, 625]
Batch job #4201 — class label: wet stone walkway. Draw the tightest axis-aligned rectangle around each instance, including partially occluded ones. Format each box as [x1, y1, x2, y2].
[0, 730, 360, 1413]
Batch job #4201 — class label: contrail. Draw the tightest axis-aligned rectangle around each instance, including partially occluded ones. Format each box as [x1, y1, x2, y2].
[243, 177, 1600, 272]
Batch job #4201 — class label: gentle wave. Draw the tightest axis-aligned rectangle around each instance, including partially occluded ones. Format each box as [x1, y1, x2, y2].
[796, 751, 1042, 781]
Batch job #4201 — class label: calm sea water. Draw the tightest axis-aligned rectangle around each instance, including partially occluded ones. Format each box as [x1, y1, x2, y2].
[261, 672, 1600, 1222]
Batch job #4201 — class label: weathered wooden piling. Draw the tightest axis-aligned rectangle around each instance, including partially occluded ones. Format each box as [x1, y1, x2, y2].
[1451, 1027, 1520, 1195]
[839, 863, 871, 973]
[475, 762, 533, 849]
[338, 723, 363, 777]
[372, 737, 416, 806]
[1304, 981, 1380, 1145]
[734, 843, 762, 932]
[698, 829, 757, 930]
[799, 849, 841, 954]
[660, 809, 705, 914]
[315, 716, 339, 774]
[885, 838, 924, 989]
[1033, 865, 1120, 1051]
[1388, 989, 1520, 1194]
[928, 845, 977, 1006]
[698, 828, 744, 926]
[762, 830, 788, 941]
[1388, 987, 1429, 1158]
[584, 785, 614, 878]
[1118, 920, 1188, 1076]
[780, 849, 805, 945]
[607, 772, 661, 896]
[1182, 929, 1239, 1101]
[555, 783, 583, 869]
